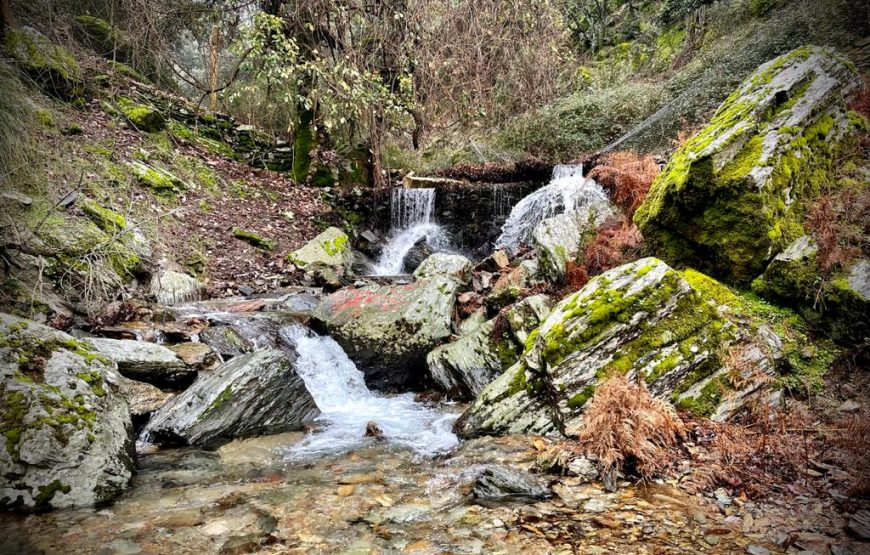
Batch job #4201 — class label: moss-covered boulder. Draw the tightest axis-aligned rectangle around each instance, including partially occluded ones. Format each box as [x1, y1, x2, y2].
[635, 46, 862, 285]
[427, 318, 520, 399]
[4, 27, 84, 100]
[143, 348, 319, 448]
[129, 161, 187, 196]
[0, 314, 135, 510]
[505, 294, 554, 345]
[231, 227, 275, 251]
[311, 277, 459, 390]
[287, 227, 352, 269]
[116, 97, 165, 132]
[752, 236, 869, 341]
[455, 258, 747, 437]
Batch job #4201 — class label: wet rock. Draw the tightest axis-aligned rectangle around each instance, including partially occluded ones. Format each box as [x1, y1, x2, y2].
[144, 348, 319, 448]
[533, 206, 613, 282]
[365, 422, 384, 438]
[311, 277, 458, 390]
[458, 308, 488, 336]
[216, 432, 304, 465]
[119, 376, 174, 420]
[427, 318, 519, 399]
[200, 326, 253, 359]
[88, 338, 195, 389]
[455, 258, 742, 437]
[505, 294, 554, 345]
[472, 465, 551, 501]
[169, 342, 219, 371]
[413, 253, 474, 285]
[0, 314, 135, 510]
[636, 46, 862, 284]
[402, 238, 435, 274]
[150, 270, 206, 305]
[286, 227, 354, 280]
[402, 173, 464, 189]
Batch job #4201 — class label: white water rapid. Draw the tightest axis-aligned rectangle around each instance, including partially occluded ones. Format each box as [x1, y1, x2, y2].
[285, 327, 459, 459]
[495, 164, 611, 253]
[370, 187, 450, 275]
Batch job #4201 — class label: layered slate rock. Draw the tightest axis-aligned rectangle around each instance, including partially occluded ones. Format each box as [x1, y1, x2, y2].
[143, 348, 318, 447]
[427, 318, 519, 399]
[505, 294, 554, 345]
[635, 46, 863, 284]
[455, 258, 739, 437]
[0, 314, 135, 510]
[413, 253, 474, 285]
[199, 325, 253, 359]
[752, 236, 869, 341]
[88, 338, 195, 389]
[311, 277, 459, 389]
[533, 206, 614, 282]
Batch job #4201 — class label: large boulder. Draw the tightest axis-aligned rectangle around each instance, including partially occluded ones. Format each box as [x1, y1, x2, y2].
[311, 277, 459, 390]
[143, 348, 319, 447]
[88, 338, 195, 389]
[287, 227, 353, 274]
[505, 294, 554, 345]
[454, 258, 743, 437]
[5, 27, 84, 100]
[0, 314, 135, 510]
[150, 270, 206, 305]
[427, 318, 519, 399]
[533, 207, 614, 282]
[635, 46, 863, 284]
[752, 236, 869, 341]
[413, 253, 473, 285]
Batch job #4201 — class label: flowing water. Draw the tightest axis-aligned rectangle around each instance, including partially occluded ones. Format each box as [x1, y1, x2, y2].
[495, 165, 611, 253]
[283, 326, 459, 458]
[371, 187, 452, 275]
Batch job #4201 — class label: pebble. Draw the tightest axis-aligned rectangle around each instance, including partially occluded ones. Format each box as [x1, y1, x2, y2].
[583, 498, 607, 513]
[336, 485, 355, 497]
[746, 546, 771, 555]
[703, 535, 720, 546]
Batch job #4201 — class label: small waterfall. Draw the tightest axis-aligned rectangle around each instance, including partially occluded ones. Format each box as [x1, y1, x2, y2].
[371, 187, 450, 275]
[495, 165, 610, 253]
[284, 327, 459, 458]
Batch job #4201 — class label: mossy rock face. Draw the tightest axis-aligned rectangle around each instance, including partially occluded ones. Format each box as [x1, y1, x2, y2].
[116, 97, 165, 132]
[752, 236, 869, 342]
[5, 26, 84, 100]
[128, 161, 186, 196]
[455, 258, 772, 438]
[73, 15, 128, 62]
[635, 46, 862, 285]
[533, 203, 614, 283]
[0, 314, 135, 511]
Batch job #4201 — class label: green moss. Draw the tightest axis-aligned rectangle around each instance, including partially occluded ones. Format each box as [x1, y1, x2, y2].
[116, 97, 164, 132]
[505, 364, 528, 396]
[232, 227, 275, 251]
[79, 198, 126, 233]
[675, 376, 727, 416]
[5, 27, 84, 100]
[33, 480, 71, 509]
[107, 60, 145, 81]
[567, 385, 596, 409]
[321, 234, 347, 256]
[199, 385, 233, 422]
[34, 109, 54, 127]
[128, 161, 186, 197]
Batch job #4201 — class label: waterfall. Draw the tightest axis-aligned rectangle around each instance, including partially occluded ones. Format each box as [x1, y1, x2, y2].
[370, 187, 450, 275]
[284, 327, 459, 458]
[495, 165, 610, 253]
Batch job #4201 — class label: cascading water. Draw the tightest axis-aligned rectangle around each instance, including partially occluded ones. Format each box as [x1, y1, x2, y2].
[284, 326, 459, 458]
[495, 164, 610, 253]
[370, 187, 450, 275]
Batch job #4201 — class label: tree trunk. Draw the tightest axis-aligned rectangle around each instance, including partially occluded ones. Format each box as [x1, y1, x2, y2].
[208, 24, 221, 113]
[0, 0, 15, 36]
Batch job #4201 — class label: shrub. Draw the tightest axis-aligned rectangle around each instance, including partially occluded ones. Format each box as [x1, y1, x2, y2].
[588, 151, 659, 218]
[575, 374, 686, 481]
[583, 217, 643, 276]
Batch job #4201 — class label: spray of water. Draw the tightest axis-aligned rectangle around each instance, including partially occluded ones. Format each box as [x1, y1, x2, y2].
[495, 165, 611, 253]
[371, 187, 451, 275]
[284, 327, 459, 459]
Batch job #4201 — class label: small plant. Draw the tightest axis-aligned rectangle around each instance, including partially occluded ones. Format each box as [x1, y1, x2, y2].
[583, 216, 643, 276]
[587, 151, 660, 219]
[574, 374, 686, 483]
